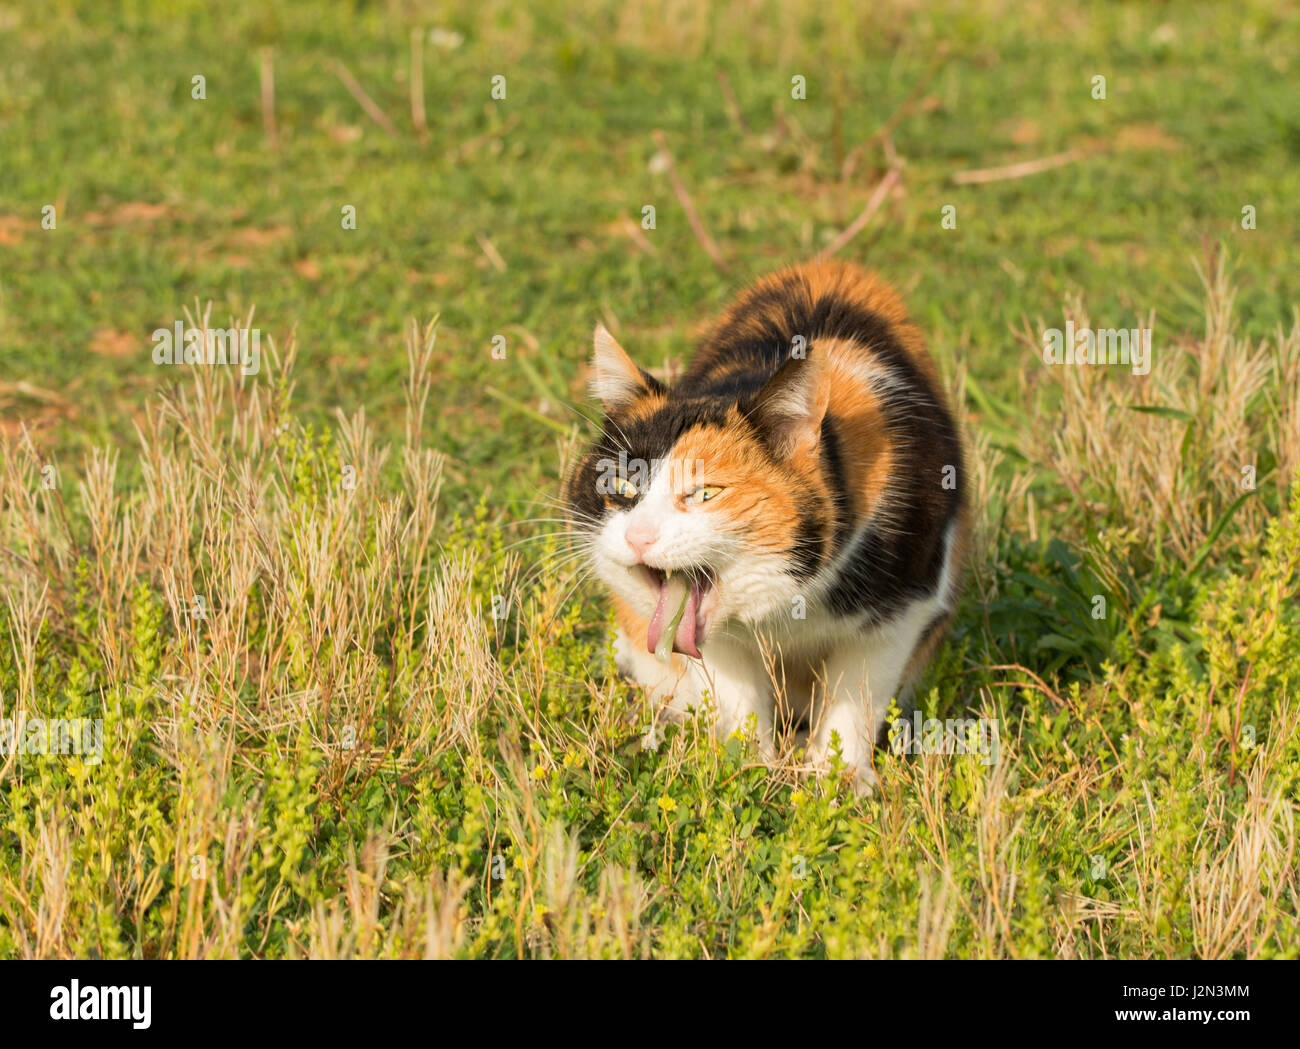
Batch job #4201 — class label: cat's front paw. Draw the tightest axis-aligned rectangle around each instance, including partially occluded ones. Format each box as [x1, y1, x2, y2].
[804, 740, 879, 796]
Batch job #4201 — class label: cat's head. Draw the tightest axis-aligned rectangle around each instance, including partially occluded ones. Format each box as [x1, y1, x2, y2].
[563, 325, 835, 658]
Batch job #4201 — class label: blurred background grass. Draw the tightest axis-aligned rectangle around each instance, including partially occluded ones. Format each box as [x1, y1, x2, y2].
[1, 0, 1297, 511]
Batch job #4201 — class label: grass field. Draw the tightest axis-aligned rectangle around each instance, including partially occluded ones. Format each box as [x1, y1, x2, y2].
[1, 0, 1298, 958]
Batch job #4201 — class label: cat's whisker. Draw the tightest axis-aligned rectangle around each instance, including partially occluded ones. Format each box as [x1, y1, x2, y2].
[519, 547, 594, 579]
[515, 547, 597, 593]
[539, 567, 601, 633]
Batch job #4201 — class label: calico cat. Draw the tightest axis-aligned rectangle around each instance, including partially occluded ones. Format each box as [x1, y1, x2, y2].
[563, 260, 969, 790]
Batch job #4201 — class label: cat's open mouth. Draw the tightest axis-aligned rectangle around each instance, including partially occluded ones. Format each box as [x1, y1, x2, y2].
[642, 566, 716, 660]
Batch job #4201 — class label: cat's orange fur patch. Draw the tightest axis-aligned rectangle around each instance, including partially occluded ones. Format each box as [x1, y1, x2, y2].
[667, 423, 821, 558]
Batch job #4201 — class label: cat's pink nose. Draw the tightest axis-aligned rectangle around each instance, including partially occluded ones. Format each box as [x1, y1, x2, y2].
[624, 522, 659, 560]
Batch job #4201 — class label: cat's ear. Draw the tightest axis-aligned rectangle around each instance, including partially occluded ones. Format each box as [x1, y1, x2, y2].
[590, 325, 661, 412]
[747, 353, 831, 460]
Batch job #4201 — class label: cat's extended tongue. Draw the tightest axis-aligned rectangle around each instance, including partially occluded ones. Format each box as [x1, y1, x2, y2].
[647, 574, 700, 660]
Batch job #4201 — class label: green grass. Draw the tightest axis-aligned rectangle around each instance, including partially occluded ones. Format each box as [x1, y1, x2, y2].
[0, 0, 1298, 958]
[4, 0, 1298, 497]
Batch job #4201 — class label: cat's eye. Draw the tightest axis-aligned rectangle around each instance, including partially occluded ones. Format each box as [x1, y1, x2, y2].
[610, 476, 638, 500]
[685, 485, 724, 505]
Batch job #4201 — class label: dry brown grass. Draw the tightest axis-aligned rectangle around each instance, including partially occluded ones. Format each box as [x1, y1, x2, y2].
[1022, 249, 1300, 561]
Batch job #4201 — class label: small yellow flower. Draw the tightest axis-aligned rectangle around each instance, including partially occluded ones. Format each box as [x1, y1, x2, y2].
[531, 765, 548, 782]
[656, 795, 677, 814]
